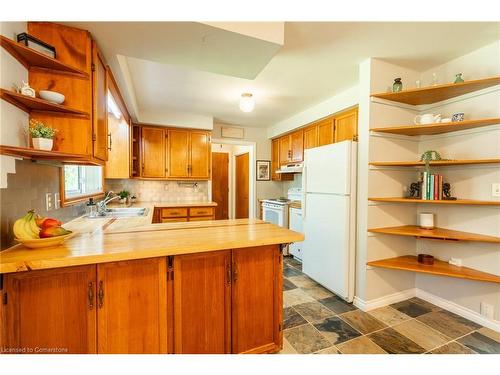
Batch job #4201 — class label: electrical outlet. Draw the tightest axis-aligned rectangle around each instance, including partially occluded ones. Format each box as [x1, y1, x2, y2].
[54, 193, 61, 210]
[449, 258, 462, 267]
[492, 183, 500, 197]
[45, 193, 53, 211]
[480, 302, 494, 320]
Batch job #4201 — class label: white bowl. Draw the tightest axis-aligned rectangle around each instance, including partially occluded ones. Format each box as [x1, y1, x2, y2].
[39, 90, 65, 104]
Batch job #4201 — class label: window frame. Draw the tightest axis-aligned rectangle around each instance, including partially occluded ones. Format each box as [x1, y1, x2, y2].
[59, 165, 105, 207]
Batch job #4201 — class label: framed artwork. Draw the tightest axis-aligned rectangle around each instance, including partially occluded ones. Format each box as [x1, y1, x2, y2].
[256, 160, 271, 181]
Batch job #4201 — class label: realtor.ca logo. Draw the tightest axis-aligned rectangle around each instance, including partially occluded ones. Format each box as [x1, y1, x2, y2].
[1, 346, 68, 353]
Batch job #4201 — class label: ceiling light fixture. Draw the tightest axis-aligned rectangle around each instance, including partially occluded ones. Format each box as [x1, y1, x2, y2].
[239, 93, 255, 113]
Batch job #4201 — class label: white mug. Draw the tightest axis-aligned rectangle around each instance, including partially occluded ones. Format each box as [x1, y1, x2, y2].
[414, 113, 441, 125]
[419, 212, 435, 229]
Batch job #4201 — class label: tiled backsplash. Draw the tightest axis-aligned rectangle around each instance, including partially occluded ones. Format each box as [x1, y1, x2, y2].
[105, 179, 210, 202]
[0, 160, 85, 250]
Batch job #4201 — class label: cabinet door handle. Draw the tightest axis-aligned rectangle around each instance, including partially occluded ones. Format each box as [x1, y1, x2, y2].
[98, 280, 104, 308]
[107, 133, 112, 151]
[226, 262, 231, 285]
[88, 282, 94, 310]
[232, 262, 238, 282]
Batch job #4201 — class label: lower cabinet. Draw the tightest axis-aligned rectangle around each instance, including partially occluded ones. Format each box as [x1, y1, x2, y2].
[96, 258, 168, 354]
[152, 206, 215, 223]
[0, 246, 282, 354]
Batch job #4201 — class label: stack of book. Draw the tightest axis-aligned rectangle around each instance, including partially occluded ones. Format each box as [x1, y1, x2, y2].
[421, 172, 444, 200]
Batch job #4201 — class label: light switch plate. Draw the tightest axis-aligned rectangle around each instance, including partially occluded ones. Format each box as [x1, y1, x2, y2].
[480, 302, 494, 320]
[492, 183, 500, 197]
[45, 193, 53, 211]
[54, 193, 61, 210]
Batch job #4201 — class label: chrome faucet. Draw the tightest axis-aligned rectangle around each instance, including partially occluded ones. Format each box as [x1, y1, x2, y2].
[97, 191, 120, 216]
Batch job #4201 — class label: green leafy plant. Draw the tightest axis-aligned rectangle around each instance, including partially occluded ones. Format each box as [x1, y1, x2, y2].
[29, 119, 57, 139]
[117, 190, 130, 199]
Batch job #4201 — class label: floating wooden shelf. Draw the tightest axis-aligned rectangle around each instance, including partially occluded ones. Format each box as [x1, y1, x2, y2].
[1, 89, 89, 118]
[368, 225, 500, 243]
[370, 158, 500, 167]
[0, 145, 100, 165]
[369, 197, 500, 206]
[367, 256, 500, 284]
[370, 118, 500, 136]
[0, 35, 89, 78]
[371, 76, 500, 105]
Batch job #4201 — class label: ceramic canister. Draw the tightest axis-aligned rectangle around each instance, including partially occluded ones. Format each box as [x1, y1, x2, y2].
[419, 212, 435, 229]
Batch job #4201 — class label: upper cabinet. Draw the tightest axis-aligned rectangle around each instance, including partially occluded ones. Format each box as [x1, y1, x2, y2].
[278, 130, 304, 165]
[142, 126, 166, 178]
[317, 116, 335, 146]
[92, 41, 108, 161]
[168, 129, 190, 178]
[304, 124, 318, 150]
[189, 131, 211, 179]
[335, 108, 358, 142]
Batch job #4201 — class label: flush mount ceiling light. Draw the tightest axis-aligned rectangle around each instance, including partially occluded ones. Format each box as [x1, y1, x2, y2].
[239, 93, 255, 113]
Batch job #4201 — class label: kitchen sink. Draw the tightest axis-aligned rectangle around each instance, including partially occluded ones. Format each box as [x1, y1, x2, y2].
[89, 207, 149, 218]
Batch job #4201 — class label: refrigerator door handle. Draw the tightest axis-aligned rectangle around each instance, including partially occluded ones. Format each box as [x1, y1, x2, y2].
[302, 165, 307, 220]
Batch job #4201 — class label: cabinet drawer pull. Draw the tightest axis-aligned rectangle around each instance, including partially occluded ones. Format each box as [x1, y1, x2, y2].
[107, 133, 112, 151]
[98, 280, 104, 308]
[88, 282, 94, 309]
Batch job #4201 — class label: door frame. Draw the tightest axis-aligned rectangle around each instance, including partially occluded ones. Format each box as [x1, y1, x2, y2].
[210, 138, 256, 219]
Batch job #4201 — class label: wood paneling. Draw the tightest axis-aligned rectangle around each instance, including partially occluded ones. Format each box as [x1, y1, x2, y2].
[141, 126, 165, 178]
[368, 225, 500, 243]
[212, 152, 229, 219]
[97, 258, 167, 353]
[317, 116, 335, 146]
[168, 129, 190, 178]
[231, 245, 281, 353]
[173, 251, 231, 353]
[105, 115, 130, 178]
[3, 265, 96, 353]
[368, 256, 500, 284]
[335, 109, 358, 142]
[91, 41, 108, 161]
[235, 153, 250, 219]
[190, 131, 211, 178]
[304, 124, 318, 149]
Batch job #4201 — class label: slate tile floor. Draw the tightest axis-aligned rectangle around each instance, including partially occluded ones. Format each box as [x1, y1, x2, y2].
[279, 257, 500, 354]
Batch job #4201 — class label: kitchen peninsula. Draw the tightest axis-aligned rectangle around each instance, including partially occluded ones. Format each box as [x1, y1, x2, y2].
[0, 216, 303, 354]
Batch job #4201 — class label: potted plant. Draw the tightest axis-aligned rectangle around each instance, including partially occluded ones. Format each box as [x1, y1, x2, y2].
[117, 190, 130, 204]
[29, 119, 57, 151]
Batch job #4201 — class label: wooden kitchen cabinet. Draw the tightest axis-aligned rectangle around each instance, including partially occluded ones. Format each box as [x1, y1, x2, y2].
[173, 251, 231, 353]
[105, 116, 130, 178]
[141, 126, 166, 178]
[231, 245, 282, 354]
[92, 41, 108, 161]
[317, 116, 335, 146]
[304, 124, 318, 149]
[96, 258, 167, 354]
[271, 138, 293, 181]
[168, 129, 190, 178]
[279, 135, 291, 165]
[152, 206, 215, 223]
[335, 108, 358, 142]
[278, 130, 304, 165]
[189, 131, 211, 179]
[1, 265, 97, 354]
[167, 129, 211, 179]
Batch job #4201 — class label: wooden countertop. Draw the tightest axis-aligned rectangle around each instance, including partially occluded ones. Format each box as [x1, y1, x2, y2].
[0, 219, 303, 274]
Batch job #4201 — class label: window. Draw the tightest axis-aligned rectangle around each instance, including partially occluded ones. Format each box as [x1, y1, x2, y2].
[61, 165, 104, 205]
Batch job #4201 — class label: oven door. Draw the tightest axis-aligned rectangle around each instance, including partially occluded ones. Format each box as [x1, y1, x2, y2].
[262, 204, 284, 227]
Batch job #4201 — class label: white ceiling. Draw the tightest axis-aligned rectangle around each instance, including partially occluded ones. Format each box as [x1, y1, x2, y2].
[67, 22, 499, 128]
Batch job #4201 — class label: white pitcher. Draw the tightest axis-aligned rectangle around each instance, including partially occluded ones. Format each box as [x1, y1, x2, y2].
[414, 113, 441, 125]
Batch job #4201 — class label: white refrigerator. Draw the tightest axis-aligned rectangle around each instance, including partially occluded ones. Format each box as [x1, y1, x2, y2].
[302, 141, 357, 302]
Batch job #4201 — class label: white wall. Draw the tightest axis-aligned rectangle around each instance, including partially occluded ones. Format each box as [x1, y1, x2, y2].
[137, 109, 214, 130]
[212, 122, 282, 218]
[267, 85, 359, 139]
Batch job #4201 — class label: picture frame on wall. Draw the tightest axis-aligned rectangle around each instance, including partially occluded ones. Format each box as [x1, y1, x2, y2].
[256, 160, 271, 181]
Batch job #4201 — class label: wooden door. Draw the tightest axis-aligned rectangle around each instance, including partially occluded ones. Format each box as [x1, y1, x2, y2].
[92, 41, 108, 161]
[97, 258, 167, 354]
[141, 126, 166, 178]
[190, 131, 211, 178]
[212, 152, 229, 219]
[279, 135, 290, 164]
[173, 251, 231, 353]
[235, 153, 249, 219]
[290, 130, 304, 162]
[317, 116, 335, 146]
[105, 115, 130, 178]
[168, 129, 190, 178]
[335, 109, 358, 142]
[231, 245, 282, 354]
[3, 265, 97, 353]
[304, 124, 318, 150]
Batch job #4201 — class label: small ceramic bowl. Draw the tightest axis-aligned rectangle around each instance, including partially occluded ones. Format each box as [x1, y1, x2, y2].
[39, 90, 65, 104]
[16, 231, 75, 249]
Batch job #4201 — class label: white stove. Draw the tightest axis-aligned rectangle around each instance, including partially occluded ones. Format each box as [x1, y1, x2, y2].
[261, 188, 302, 227]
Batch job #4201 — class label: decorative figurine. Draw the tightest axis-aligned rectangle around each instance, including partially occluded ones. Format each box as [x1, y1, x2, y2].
[20, 81, 35, 98]
[392, 78, 403, 92]
[406, 181, 422, 199]
[442, 183, 457, 200]
[454, 73, 464, 83]
[420, 150, 449, 173]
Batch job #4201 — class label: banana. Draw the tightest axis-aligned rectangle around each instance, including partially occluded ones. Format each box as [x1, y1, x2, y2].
[27, 212, 40, 238]
[13, 212, 29, 239]
[13, 210, 40, 239]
